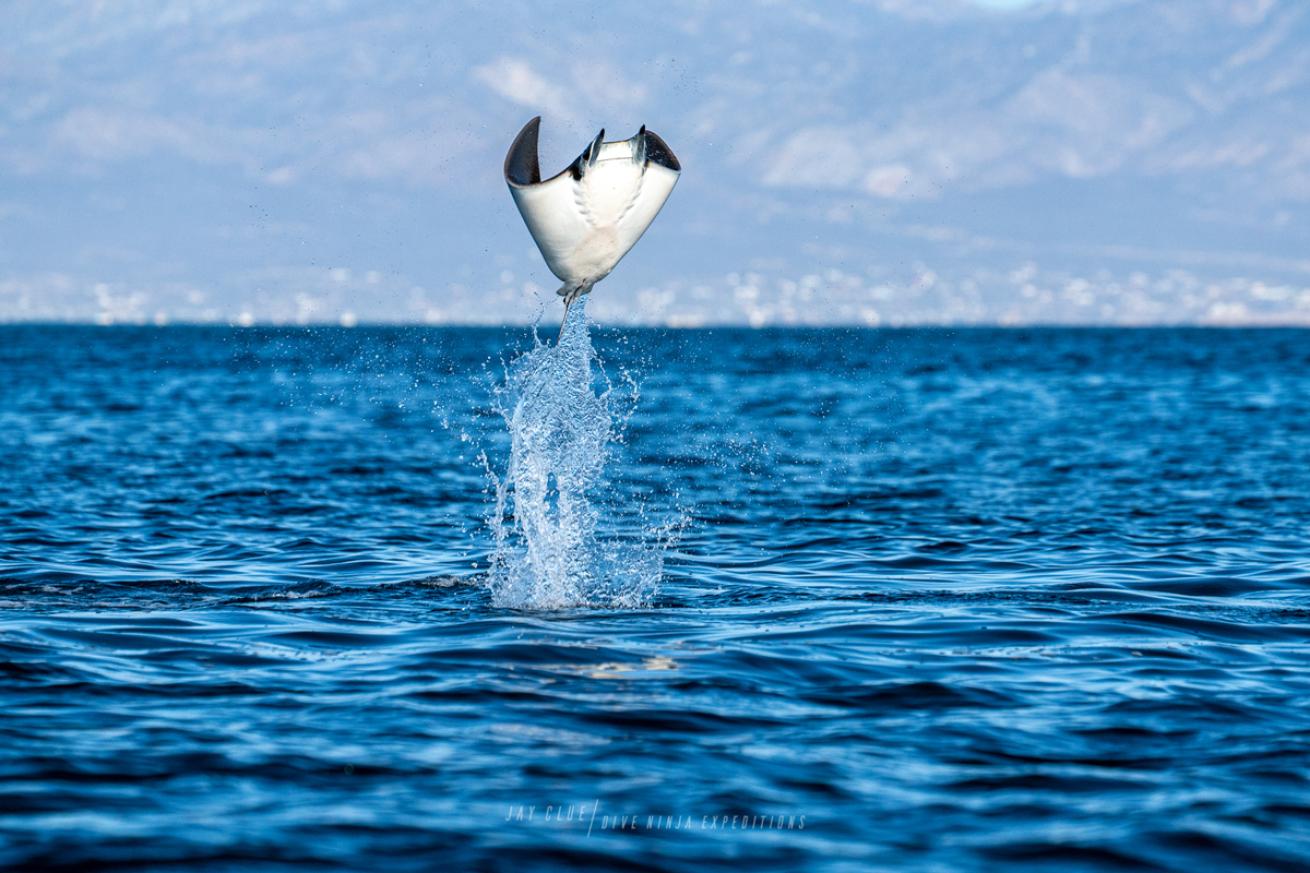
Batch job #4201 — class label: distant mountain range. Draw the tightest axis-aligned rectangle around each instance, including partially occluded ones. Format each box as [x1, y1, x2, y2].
[2, 0, 1307, 325]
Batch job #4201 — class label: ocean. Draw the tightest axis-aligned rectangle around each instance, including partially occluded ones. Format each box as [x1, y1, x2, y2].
[2, 322, 1308, 870]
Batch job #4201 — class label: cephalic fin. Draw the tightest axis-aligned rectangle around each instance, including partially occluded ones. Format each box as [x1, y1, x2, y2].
[631, 125, 647, 166]
[574, 129, 606, 179]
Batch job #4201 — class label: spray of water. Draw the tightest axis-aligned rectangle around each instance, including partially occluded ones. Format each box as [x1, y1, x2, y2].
[485, 297, 671, 609]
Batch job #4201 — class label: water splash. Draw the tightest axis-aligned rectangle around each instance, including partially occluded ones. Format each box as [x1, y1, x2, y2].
[486, 297, 671, 609]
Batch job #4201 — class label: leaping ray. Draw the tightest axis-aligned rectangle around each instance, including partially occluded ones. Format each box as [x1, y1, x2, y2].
[503, 116, 681, 336]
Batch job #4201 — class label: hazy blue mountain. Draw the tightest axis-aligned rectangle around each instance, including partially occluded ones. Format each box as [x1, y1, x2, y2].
[2, 0, 1307, 325]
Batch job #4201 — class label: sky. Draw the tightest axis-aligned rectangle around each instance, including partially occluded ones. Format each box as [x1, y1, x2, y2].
[1, 0, 1307, 326]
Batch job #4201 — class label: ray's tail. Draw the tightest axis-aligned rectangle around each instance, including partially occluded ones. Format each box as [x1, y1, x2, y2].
[557, 282, 593, 342]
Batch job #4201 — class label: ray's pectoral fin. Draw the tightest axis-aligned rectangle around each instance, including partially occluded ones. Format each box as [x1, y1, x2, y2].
[504, 115, 543, 186]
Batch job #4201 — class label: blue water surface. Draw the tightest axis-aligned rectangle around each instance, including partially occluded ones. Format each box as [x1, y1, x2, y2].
[2, 325, 1309, 871]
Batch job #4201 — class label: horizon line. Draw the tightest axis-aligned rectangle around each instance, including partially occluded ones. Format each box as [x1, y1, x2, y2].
[2, 320, 1309, 330]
